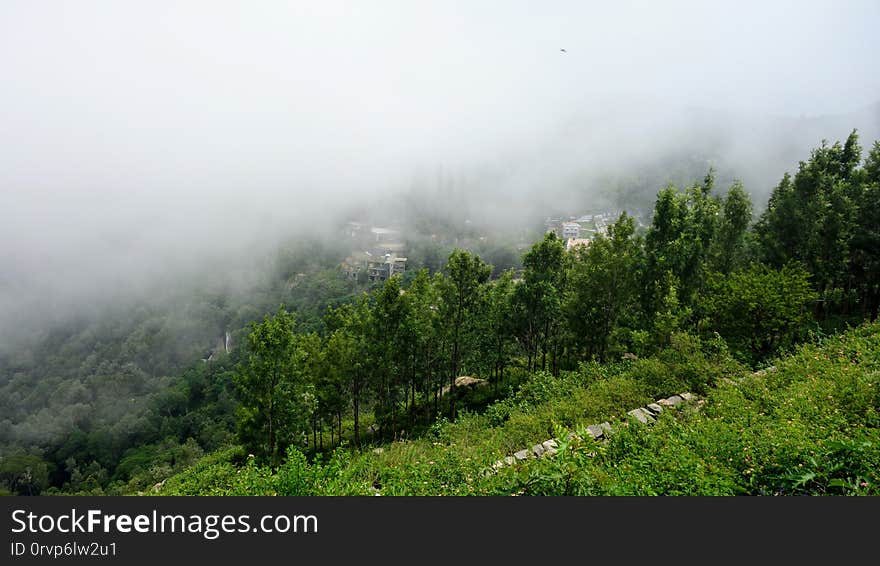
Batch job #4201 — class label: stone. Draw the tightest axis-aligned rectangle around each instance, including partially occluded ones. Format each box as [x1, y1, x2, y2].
[514, 449, 532, 461]
[645, 403, 663, 415]
[679, 392, 695, 402]
[531, 443, 545, 457]
[504, 456, 516, 466]
[454, 375, 486, 388]
[441, 375, 488, 395]
[627, 408, 654, 425]
[753, 365, 778, 377]
[542, 440, 559, 456]
[492, 460, 505, 470]
[598, 422, 612, 434]
[586, 424, 604, 439]
[659, 395, 683, 407]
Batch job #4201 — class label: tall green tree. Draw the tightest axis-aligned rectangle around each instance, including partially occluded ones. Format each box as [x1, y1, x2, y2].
[851, 141, 880, 320]
[368, 276, 409, 436]
[441, 249, 491, 419]
[400, 269, 443, 421]
[234, 305, 304, 466]
[473, 269, 517, 393]
[754, 131, 862, 318]
[323, 296, 372, 447]
[642, 177, 720, 331]
[512, 232, 567, 373]
[297, 331, 327, 450]
[710, 181, 753, 274]
[566, 213, 642, 361]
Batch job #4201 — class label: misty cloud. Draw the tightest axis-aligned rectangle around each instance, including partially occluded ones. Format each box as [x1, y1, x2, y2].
[1, 1, 879, 343]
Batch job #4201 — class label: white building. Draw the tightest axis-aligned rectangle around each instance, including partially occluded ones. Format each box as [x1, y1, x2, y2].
[370, 227, 401, 243]
[561, 222, 581, 239]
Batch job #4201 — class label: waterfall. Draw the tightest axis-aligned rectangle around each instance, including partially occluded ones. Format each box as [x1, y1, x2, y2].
[225, 331, 231, 354]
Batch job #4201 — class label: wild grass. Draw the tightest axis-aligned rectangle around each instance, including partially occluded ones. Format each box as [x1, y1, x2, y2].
[155, 323, 880, 496]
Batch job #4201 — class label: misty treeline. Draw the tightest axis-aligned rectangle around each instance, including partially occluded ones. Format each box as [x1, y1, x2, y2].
[232, 130, 880, 466]
[0, 236, 367, 495]
[0, 189, 521, 495]
[2, 131, 879, 494]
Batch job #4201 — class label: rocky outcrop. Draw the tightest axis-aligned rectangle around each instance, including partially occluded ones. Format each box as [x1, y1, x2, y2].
[441, 376, 488, 395]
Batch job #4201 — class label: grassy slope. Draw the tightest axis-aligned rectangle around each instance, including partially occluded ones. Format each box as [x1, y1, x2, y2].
[152, 322, 880, 496]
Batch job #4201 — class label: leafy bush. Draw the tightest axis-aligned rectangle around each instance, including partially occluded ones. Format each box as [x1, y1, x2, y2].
[699, 263, 817, 365]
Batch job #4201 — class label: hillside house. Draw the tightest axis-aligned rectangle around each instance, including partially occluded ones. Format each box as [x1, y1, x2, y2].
[367, 253, 407, 283]
[342, 251, 372, 279]
[370, 227, 401, 243]
[561, 222, 581, 239]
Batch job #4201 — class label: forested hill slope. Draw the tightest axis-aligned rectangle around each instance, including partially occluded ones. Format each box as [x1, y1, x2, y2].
[152, 319, 880, 496]
[0, 237, 363, 495]
[2, 130, 879, 496]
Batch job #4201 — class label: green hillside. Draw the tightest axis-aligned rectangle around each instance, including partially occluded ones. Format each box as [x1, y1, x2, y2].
[152, 320, 879, 496]
[2, 131, 879, 497]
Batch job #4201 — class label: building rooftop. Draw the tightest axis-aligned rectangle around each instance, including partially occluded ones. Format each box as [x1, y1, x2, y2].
[370, 227, 400, 235]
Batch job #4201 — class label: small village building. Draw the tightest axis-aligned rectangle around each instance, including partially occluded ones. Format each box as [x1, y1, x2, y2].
[561, 222, 581, 239]
[370, 227, 401, 243]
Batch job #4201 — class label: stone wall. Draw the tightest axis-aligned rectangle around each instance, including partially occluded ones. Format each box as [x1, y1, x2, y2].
[491, 391, 701, 471]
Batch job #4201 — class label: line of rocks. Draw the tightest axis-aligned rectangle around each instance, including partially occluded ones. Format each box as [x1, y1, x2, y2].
[491, 392, 699, 470]
[491, 366, 778, 470]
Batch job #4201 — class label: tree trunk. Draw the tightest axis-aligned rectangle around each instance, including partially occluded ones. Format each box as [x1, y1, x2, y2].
[423, 367, 431, 419]
[410, 379, 416, 426]
[449, 371, 457, 420]
[870, 287, 879, 322]
[450, 335, 459, 420]
[268, 387, 275, 465]
[353, 381, 361, 448]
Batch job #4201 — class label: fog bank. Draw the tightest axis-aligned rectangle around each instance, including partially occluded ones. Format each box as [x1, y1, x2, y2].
[2, 1, 878, 344]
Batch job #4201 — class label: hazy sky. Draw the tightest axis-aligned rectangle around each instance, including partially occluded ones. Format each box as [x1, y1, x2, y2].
[1, 1, 879, 338]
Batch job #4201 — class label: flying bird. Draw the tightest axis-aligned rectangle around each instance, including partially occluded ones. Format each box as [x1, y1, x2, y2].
[560, 48, 567, 53]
